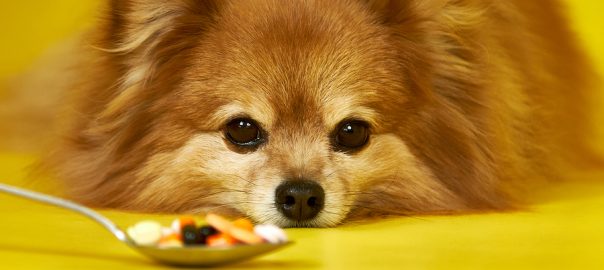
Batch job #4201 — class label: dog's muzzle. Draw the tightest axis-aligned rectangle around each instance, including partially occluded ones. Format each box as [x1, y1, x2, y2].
[274, 179, 324, 221]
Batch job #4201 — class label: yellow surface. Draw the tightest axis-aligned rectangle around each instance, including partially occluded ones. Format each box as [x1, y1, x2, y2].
[1, 1, 604, 269]
[1, 155, 604, 269]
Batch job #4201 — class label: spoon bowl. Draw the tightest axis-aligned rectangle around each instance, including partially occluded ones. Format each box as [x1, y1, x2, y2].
[135, 242, 290, 266]
[0, 183, 291, 267]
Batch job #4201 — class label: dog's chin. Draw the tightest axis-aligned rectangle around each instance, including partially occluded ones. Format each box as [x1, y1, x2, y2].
[263, 215, 341, 228]
[247, 208, 349, 228]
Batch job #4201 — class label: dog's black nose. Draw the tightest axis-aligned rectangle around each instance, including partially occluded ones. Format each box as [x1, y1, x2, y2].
[275, 180, 324, 221]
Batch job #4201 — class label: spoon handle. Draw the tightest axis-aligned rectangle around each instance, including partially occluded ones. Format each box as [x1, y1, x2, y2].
[0, 183, 129, 243]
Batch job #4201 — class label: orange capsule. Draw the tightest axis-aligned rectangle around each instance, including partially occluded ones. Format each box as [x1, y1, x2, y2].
[158, 233, 183, 248]
[160, 233, 182, 242]
[158, 239, 183, 248]
[232, 218, 254, 231]
[229, 226, 264, 244]
[171, 216, 196, 234]
[206, 214, 263, 245]
[179, 216, 196, 228]
[205, 213, 233, 234]
[206, 233, 238, 247]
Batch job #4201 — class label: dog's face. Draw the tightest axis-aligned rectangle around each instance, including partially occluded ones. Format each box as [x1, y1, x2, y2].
[119, 0, 461, 227]
[62, 0, 504, 227]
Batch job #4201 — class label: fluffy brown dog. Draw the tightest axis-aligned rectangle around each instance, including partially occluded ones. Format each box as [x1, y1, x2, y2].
[29, 0, 597, 227]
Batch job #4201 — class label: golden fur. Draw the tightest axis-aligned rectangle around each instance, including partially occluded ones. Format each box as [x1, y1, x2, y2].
[5, 0, 599, 227]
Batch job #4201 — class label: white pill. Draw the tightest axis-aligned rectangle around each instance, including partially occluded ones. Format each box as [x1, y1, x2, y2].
[127, 220, 163, 246]
[161, 227, 175, 237]
[253, 224, 288, 244]
[171, 219, 181, 234]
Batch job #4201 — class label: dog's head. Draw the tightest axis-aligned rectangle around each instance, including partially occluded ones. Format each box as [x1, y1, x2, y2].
[60, 0, 508, 227]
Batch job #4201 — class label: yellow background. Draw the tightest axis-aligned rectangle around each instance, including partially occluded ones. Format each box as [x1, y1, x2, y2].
[1, 1, 603, 269]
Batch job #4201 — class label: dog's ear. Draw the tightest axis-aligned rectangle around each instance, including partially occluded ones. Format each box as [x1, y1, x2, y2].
[104, 0, 219, 54]
[361, 0, 486, 96]
[97, 0, 221, 92]
[94, 0, 221, 120]
[358, 0, 451, 99]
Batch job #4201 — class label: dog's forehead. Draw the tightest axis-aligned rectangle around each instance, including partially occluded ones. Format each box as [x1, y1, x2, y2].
[207, 85, 377, 131]
[270, 84, 379, 130]
[210, 1, 392, 126]
[192, 0, 407, 131]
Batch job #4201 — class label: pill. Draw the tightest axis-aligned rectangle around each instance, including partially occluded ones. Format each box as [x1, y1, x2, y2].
[232, 218, 254, 231]
[206, 214, 263, 244]
[127, 220, 163, 246]
[170, 220, 180, 233]
[205, 213, 233, 234]
[158, 238, 183, 248]
[254, 224, 288, 244]
[206, 233, 238, 247]
[179, 216, 196, 227]
[128, 214, 287, 248]
[198, 225, 218, 244]
[160, 232, 181, 242]
[158, 233, 183, 248]
[181, 224, 201, 245]
[161, 227, 176, 237]
[171, 216, 196, 234]
[229, 226, 264, 244]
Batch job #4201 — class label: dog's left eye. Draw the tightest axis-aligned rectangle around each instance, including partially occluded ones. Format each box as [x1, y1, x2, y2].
[334, 120, 369, 150]
[225, 118, 263, 146]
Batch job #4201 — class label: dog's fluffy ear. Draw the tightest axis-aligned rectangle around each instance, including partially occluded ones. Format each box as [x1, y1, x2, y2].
[100, 0, 220, 89]
[361, 0, 487, 97]
[105, 0, 219, 54]
[47, 1, 224, 203]
[359, 0, 451, 99]
[95, 0, 221, 120]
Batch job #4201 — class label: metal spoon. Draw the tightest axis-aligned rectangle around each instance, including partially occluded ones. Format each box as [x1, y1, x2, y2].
[0, 183, 291, 266]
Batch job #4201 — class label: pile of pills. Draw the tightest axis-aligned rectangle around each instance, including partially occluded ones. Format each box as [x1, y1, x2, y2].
[126, 213, 287, 248]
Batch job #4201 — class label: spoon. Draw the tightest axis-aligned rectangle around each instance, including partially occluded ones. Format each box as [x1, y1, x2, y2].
[0, 183, 291, 266]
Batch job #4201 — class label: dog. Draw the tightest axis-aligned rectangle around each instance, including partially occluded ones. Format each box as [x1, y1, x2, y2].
[7, 0, 598, 227]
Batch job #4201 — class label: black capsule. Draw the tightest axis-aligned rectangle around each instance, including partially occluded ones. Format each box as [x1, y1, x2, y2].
[198, 225, 219, 244]
[182, 224, 201, 245]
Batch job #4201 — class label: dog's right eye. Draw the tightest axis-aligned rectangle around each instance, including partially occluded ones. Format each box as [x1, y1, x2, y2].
[334, 120, 369, 151]
[225, 118, 263, 146]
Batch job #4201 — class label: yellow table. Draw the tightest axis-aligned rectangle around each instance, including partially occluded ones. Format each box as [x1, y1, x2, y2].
[1, 1, 604, 269]
[1, 153, 604, 269]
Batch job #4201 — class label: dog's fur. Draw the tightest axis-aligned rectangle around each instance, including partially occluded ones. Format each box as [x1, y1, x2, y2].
[7, 0, 599, 227]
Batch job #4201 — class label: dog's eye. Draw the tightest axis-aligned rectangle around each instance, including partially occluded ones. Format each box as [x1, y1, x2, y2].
[225, 118, 262, 146]
[335, 121, 369, 150]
